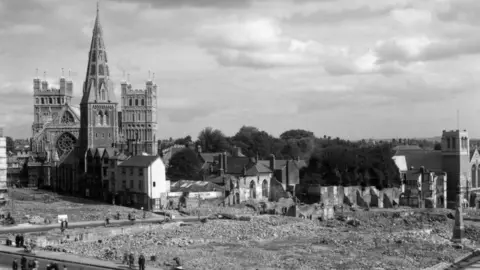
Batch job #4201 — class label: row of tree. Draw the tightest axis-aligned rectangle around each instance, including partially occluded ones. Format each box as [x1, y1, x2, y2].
[162, 126, 404, 188]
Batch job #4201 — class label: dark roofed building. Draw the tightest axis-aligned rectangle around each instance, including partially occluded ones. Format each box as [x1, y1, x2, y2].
[394, 149, 443, 172]
[118, 155, 159, 167]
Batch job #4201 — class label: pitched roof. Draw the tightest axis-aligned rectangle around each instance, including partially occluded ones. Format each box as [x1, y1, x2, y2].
[245, 162, 272, 175]
[111, 152, 129, 161]
[206, 174, 239, 185]
[393, 149, 443, 172]
[225, 156, 251, 174]
[170, 180, 224, 192]
[118, 155, 159, 167]
[95, 148, 105, 158]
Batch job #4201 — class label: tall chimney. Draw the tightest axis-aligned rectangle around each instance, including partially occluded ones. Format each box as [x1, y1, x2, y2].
[223, 152, 228, 174]
[219, 153, 224, 176]
[269, 154, 275, 171]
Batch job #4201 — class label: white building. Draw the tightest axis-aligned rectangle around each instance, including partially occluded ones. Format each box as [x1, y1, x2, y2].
[116, 155, 170, 210]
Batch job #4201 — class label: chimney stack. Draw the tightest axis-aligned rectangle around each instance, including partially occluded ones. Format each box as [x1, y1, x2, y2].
[219, 153, 224, 176]
[223, 152, 228, 174]
[269, 154, 275, 171]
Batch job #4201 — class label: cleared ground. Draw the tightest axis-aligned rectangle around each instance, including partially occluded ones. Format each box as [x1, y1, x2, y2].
[31, 204, 478, 270]
[2, 189, 158, 223]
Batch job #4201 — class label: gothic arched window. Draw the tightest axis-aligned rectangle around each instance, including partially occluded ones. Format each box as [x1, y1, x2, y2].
[135, 99, 138, 106]
[57, 97, 60, 104]
[61, 111, 75, 124]
[104, 111, 109, 125]
[98, 110, 103, 126]
[138, 113, 141, 121]
[99, 64, 104, 76]
[101, 89, 105, 100]
[49, 98, 53, 104]
[141, 99, 144, 106]
[129, 99, 132, 106]
[41, 98, 44, 104]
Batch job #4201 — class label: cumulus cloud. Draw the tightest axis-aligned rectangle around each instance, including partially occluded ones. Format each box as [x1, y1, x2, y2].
[288, 4, 408, 24]
[197, 16, 400, 75]
[375, 36, 480, 63]
[435, 0, 480, 25]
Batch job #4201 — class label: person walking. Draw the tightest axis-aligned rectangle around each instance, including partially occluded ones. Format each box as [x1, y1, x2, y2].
[33, 259, 39, 270]
[122, 252, 128, 265]
[138, 254, 145, 270]
[64, 220, 68, 229]
[28, 258, 35, 270]
[128, 252, 135, 269]
[62, 265, 67, 270]
[20, 256, 26, 270]
[12, 259, 18, 270]
[15, 234, 19, 247]
[19, 234, 24, 247]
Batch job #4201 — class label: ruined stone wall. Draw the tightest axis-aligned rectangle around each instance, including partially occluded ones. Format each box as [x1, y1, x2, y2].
[298, 184, 402, 208]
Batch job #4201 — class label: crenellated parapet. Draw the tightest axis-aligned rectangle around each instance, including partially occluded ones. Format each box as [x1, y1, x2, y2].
[33, 70, 74, 98]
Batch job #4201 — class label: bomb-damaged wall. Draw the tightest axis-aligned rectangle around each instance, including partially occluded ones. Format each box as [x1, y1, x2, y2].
[296, 184, 402, 208]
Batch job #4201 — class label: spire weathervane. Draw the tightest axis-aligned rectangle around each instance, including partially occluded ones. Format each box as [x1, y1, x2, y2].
[62, 68, 64, 77]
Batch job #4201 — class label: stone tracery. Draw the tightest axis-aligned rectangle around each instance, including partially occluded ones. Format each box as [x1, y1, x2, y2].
[56, 132, 76, 156]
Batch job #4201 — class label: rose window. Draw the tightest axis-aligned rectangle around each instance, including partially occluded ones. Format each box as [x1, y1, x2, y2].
[61, 111, 75, 124]
[57, 133, 76, 156]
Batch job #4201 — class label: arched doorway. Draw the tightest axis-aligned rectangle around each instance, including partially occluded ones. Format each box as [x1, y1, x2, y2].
[262, 180, 268, 198]
[249, 181, 256, 199]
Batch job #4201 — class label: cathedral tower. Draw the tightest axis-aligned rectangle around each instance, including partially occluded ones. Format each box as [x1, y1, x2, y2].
[120, 73, 158, 155]
[78, 4, 118, 153]
[441, 129, 471, 206]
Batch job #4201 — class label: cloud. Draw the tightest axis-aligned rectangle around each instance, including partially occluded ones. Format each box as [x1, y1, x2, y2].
[197, 16, 400, 75]
[435, 0, 480, 25]
[107, 0, 253, 9]
[0, 24, 44, 35]
[288, 4, 407, 24]
[375, 36, 480, 63]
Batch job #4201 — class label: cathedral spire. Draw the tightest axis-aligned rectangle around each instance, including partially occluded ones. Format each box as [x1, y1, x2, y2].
[81, 1, 115, 104]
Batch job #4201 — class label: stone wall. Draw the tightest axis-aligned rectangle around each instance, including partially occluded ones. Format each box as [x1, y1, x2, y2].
[296, 184, 402, 208]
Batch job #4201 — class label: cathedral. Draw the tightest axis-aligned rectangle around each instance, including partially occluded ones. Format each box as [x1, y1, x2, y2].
[28, 4, 158, 199]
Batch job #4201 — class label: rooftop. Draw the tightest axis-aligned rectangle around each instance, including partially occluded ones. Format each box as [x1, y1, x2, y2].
[118, 155, 159, 167]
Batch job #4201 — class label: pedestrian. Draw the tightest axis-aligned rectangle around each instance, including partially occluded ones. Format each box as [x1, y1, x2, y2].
[20, 256, 26, 270]
[28, 259, 35, 270]
[116, 211, 120, 220]
[63, 265, 67, 270]
[60, 220, 64, 230]
[12, 259, 18, 270]
[64, 220, 68, 229]
[122, 252, 128, 265]
[15, 234, 19, 247]
[34, 259, 39, 270]
[138, 254, 145, 270]
[127, 213, 131, 221]
[45, 263, 51, 270]
[128, 252, 135, 269]
[20, 234, 24, 247]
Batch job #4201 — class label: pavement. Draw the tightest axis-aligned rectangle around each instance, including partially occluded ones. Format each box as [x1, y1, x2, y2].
[0, 244, 163, 269]
[0, 215, 205, 234]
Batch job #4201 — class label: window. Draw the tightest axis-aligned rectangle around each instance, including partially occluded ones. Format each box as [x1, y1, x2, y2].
[121, 168, 126, 174]
[135, 99, 138, 106]
[41, 98, 44, 104]
[122, 180, 126, 189]
[108, 133, 111, 138]
[138, 180, 143, 190]
[95, 133, 98, 138]
[130, 180, 133, 188]
[49, 98, 52, 104]
[129, 99, 132, 106]
[57, 97, 60, 104]
[105, 111, 109, 125]
[129, 168, 134, 175]
[141, 99, 144, 106]
[153, 182, 156, 187]
[103, 167, 107, 177]
[102, 133, 105, 138]
[138, 168, 143, 176]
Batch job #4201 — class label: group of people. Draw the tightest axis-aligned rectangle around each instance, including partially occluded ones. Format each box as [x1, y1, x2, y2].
[122, 252, 146, 270]
[11, 256, 39, 270]
[14, 234, 25, 247]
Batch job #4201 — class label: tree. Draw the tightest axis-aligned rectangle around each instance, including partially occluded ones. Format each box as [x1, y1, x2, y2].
[167, 148, 202, 181]
[232, 126, 275, 159]
[434, 142, 442, 150]
[279, 129, 314, 141]
[174, 135, 192, 146]
[197, 127, 231, 153]
[281, 141, 301, 159]
[6, 137, 14, 153]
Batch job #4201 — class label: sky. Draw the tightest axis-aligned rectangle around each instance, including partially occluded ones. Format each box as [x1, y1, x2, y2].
[1, 0, 480, 141]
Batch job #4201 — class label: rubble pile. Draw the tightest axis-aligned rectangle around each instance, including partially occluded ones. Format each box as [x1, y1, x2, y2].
[44, 210, 472, 269]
